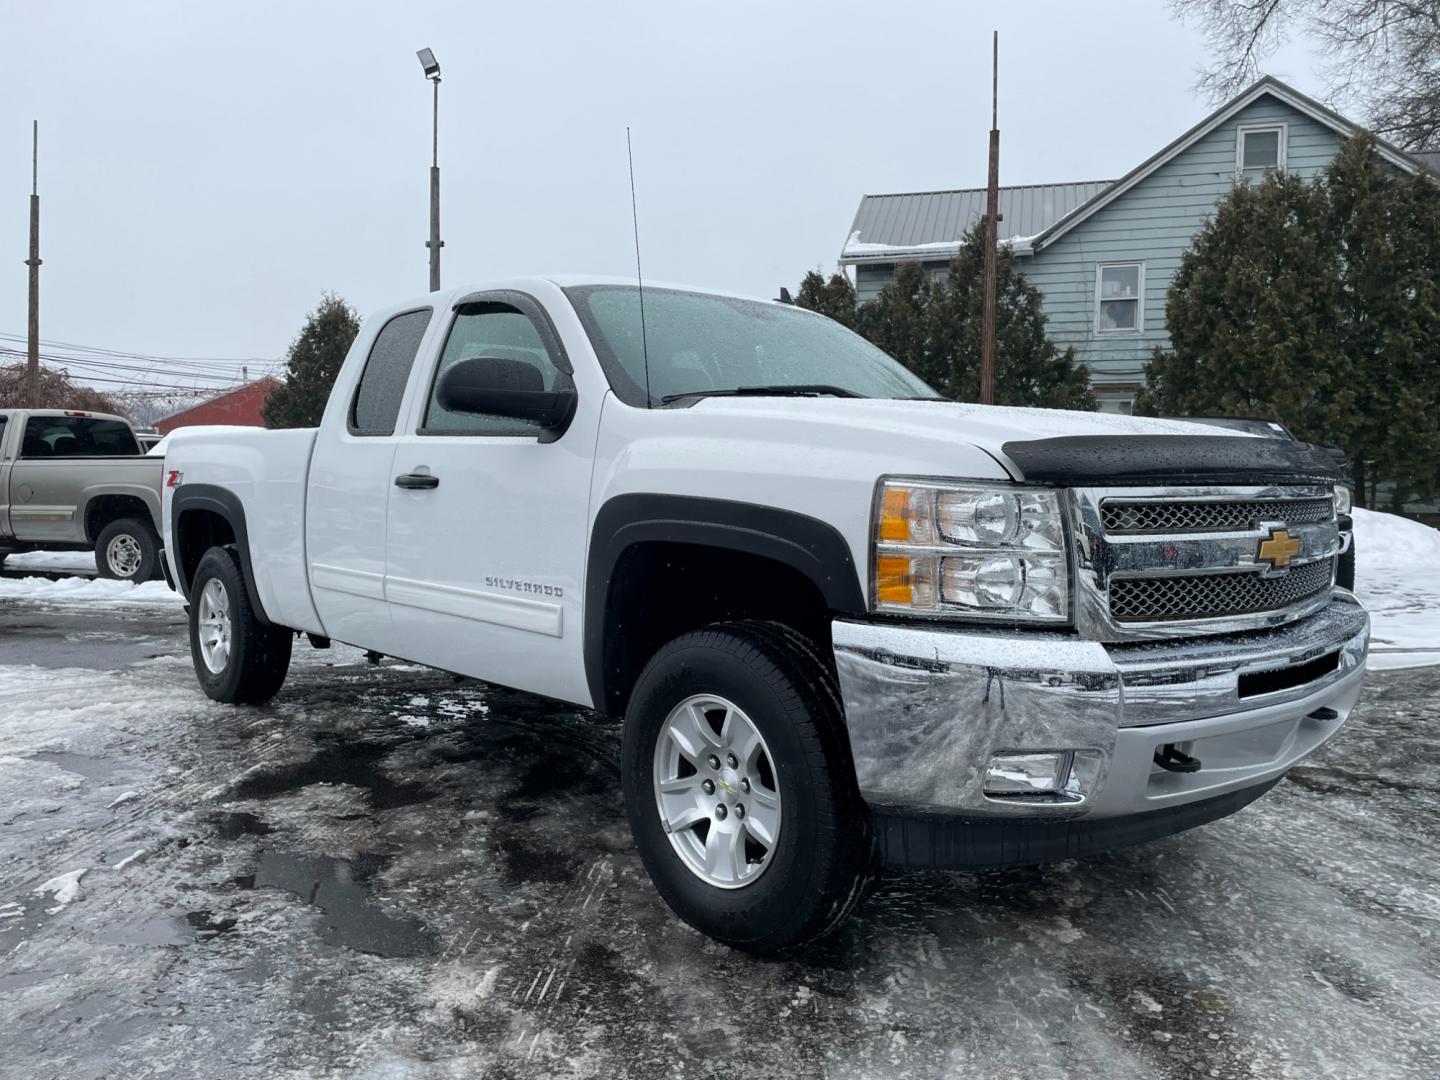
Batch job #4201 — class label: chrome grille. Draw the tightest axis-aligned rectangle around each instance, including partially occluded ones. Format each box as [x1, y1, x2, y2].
[1109, 559, 1334, 622]
[1102, 497, 1333, 534]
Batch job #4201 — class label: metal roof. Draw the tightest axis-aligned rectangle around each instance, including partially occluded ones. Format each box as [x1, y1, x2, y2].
[840, 180, 1113, 263]
[1415, 149, 1440, 173]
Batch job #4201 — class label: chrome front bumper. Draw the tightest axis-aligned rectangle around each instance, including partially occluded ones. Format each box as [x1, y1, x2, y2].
[832, 594, 1369, 819]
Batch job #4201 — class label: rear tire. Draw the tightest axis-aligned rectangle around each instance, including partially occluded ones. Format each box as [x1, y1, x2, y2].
[188, 546, 291, 704]
[95, 517, 162, 581]
[622, 622, 873, 954]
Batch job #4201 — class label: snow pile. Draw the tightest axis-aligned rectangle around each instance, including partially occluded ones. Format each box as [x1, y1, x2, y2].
[1352, 508, 1440, 669]
[2, 550, 98, 574]
[0, 575, 181, 609]
[35, 868, 87, 913]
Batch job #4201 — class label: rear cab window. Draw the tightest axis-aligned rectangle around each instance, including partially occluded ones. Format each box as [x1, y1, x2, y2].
[21, 416, 139, 457]
[349, 308, 433, 436]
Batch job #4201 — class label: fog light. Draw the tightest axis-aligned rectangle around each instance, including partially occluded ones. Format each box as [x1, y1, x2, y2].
[984, 751, 1074, 796]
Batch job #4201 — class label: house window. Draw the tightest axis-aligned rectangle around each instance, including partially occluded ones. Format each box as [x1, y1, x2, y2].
[1237, 124, 1286, 180]
[1096, 393, 1136, 415]
[1095, 262, 1144, 333]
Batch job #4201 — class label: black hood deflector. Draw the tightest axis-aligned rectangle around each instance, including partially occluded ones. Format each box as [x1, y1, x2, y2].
[1000, 435, 1344, 487]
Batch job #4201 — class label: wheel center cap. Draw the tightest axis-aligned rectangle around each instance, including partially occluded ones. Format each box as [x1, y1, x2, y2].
[717, 767, 741, 798]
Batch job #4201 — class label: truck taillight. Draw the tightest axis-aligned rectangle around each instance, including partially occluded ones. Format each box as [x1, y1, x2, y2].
[166, 469, 183, 489]
[64, 410, 90, 417]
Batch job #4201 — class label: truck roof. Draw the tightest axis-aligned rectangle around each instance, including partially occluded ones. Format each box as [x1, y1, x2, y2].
[369, 275, 786, 321]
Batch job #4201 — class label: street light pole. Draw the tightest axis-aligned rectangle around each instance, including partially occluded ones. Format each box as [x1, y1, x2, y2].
[25, 120, 42, 408]
[417, 48, 443, 292]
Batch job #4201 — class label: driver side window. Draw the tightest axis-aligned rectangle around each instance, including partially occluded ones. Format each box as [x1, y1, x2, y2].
[421, 304, 566, 436]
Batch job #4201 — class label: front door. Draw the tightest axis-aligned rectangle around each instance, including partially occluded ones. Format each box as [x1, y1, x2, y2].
[383, 292, 598, 706]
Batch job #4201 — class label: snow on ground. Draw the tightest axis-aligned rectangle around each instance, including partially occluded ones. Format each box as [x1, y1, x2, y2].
[3, 549, 98, 574]
[1352, 508, 1440, 669]
[0, 574, 181, 609]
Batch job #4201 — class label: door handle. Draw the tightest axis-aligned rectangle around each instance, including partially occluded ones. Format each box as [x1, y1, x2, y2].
[394, 473, 439, 490]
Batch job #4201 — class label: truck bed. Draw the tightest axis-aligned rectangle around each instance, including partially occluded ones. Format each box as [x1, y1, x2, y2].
[163, 425, 323, 632]
[3, 455, 164, 543]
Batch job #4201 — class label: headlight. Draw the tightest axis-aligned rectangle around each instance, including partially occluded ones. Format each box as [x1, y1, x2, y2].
[872, 479, 1069, 622]
[1334, 484, 1352, 516]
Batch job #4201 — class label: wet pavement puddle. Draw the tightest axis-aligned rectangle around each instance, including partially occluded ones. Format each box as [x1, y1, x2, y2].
[29, 751, 120, 782]
[227, 739, 434, 810]
[208, 811, 274, 839]
[233, 849, 433, 958]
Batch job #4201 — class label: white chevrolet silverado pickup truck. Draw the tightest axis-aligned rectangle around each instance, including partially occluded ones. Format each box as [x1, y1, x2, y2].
[163, 277, 1368, 953]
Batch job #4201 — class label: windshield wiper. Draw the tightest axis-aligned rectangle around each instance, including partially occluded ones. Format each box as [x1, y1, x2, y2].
[659, 384, 862, 405]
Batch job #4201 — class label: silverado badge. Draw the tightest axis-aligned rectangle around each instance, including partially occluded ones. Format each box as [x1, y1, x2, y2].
[1257, 527, 1302, 569]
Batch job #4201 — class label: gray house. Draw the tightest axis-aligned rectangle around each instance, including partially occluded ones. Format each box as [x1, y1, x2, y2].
[840, 77, 1433, 413]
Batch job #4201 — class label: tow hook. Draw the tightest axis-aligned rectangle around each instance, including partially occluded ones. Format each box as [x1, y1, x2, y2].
[1154, 743, 1203, 774]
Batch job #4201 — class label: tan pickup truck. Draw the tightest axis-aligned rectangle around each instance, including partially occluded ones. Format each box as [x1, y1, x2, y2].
[0, 409, 166, 580]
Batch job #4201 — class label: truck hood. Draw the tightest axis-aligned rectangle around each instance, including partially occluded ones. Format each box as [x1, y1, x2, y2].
[678, 397, 1342, 487]
[685, 396, 1225, 466]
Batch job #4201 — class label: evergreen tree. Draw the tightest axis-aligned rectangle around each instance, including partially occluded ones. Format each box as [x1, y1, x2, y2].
[794, 270, 859, 329]
[841, 222, 1097, 410]
[1136, 171, 1349, 438]
[1138, 135, 1440, 507]
[1326, 135, 1440, 507]
[923, 221, 1096, 409]
[262, 294, 362, 429]
[854, 262, 938, 387]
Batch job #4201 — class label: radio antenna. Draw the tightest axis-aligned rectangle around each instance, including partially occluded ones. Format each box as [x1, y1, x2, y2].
[626, 127, 653, 407]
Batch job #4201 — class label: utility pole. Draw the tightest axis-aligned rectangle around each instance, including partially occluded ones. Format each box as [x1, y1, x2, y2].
[978, 32, 999, 406]
[25, 121, 42, 407]
[417, 48, 443, 292]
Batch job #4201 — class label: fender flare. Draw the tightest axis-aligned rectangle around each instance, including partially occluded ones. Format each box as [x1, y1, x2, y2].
[170, 483, 272, 624]
[583, 493, 866, 712]
[78, 482, 163, 542]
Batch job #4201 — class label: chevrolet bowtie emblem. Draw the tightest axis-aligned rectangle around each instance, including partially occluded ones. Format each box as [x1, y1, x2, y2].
[1257, 527, 1302, 569]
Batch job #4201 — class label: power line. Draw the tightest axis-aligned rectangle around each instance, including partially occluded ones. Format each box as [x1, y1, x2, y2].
[0, 330, 274, 368]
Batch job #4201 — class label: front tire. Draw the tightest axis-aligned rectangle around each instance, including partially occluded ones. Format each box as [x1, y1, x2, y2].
[95, 517, 162, 581]
[188, 546, 291, 704]
[622, 623, 873, 954]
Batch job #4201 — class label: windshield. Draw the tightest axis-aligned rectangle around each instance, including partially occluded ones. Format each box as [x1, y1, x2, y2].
[563, 284, 938, 406]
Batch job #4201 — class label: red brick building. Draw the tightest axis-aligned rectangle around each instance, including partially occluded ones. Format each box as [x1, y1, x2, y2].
[155, 377, 281, 435]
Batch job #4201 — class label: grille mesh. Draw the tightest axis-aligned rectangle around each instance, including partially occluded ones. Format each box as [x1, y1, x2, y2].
[1102, 498, 1332, 534]
[1109, 559, 1333, 622]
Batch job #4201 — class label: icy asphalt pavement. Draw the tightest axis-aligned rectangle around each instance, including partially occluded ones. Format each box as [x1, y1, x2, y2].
[1, 599, 1438, 1080]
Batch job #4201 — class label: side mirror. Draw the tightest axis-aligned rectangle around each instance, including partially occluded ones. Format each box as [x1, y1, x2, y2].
[436, 356, 577, 437]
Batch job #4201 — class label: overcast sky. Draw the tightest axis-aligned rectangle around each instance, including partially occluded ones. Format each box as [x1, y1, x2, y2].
[1, 0, 1321, 384]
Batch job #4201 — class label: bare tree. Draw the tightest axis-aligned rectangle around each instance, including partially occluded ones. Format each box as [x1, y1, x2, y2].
[0, 363, 119, 413]
[1174, 0, 1440, 149]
